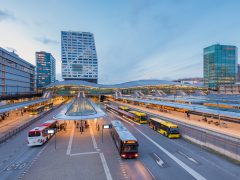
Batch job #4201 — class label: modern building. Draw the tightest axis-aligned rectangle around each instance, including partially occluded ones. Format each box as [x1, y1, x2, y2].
[0, 47, 35, 97]
[44, 79, 207, 96]
[61, 31, 98, 83]
[237, 64, 240, 82]
[36, 51, 56, 90]
[204, 44, 237, 89]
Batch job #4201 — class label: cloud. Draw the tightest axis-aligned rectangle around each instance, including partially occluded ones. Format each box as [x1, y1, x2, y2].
[35, 37, 59, 45]
[0, 10, 15, 22]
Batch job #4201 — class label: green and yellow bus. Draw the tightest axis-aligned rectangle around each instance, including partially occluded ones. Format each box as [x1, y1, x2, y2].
[44, 102, 53, 110]
[149, 117, 180, 138]
[119, 106, 129, 111]
[128, 111, 148, 124]
[29, 105, 45, 115]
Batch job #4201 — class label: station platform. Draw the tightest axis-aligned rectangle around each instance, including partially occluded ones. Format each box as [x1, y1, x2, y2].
[0, 98, 49, 114]
[112, 101, 240, 139]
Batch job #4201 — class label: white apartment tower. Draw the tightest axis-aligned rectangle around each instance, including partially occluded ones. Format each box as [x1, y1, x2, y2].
[61, 31, 98, 83]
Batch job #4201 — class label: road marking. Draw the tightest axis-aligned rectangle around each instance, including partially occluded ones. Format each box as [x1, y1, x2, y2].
[178, 151, 199, 165]
[99, 152, 113, 180]
[17, 139, 50, 179]
[153, 153, 165, 167]
[66, 124, 75, 155]
[70, 151, 99, 156]
[89, 124, 98, 149]
[170, 140, 240, 180]
[135, 128, 206, 180]
[145, 167, 156, 180]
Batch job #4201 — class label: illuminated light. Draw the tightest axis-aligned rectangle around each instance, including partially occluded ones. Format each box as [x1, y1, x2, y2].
[134, 153, 139, 157]
[121, 154, 126, 158]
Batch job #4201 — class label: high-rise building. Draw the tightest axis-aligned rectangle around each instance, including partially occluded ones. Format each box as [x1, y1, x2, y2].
[61, 31, 98, 83]
[237, 64, 240, 82]
[203, 44, 237, 89]
[0, 47, 35, 97]
[36, 51, 56, 89]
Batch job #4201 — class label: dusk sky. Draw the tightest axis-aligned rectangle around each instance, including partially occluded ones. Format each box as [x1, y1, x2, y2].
[1, 0, 240, 84]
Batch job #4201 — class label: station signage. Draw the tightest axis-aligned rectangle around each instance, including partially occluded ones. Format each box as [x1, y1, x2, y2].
[103, 124, 112, 129]
[47, 129, 55, 134]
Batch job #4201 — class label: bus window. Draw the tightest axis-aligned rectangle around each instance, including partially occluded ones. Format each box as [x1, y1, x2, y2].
[169, 128, 179, 134]
[122, 145, 138, 152]
[28, 131, 41, 137]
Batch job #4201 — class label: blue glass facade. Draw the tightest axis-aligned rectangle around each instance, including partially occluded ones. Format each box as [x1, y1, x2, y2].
[36, 51, 56, 89]
[204, 44, 237, 89]
[0, 47, 35, 96]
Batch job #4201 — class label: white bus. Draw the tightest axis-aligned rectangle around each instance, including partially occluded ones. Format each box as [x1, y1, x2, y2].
[27, 120, 57, 146]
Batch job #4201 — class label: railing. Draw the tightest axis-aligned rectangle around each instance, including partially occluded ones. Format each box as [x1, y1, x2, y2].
[0, 102, 64, 144]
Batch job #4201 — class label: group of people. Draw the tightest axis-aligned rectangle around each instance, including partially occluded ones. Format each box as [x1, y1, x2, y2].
[0, 112, 8, 121]
[57, 122, 67, 131]
[74, 120, 89, 133]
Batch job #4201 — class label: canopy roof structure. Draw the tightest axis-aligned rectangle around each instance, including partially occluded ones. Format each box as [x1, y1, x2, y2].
[45, 79, 201, 89]
[119, 97, 240, 119]
[54, 98, 106, 120]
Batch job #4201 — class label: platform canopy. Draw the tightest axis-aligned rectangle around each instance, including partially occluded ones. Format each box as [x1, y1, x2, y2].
[54, 98, 106, 120]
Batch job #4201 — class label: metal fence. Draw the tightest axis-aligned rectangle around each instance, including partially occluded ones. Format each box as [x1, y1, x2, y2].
[180, 125, 240, 162]
[0, 103, 63, 144]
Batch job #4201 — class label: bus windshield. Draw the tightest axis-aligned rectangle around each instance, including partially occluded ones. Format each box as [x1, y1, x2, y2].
[122, 145, 138, 152]
[169, 128, 179, 134]
[28, 131, 41, 137]
[141, 116, 147, 121]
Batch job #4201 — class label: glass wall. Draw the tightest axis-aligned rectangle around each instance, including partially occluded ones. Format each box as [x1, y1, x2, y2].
[204, 44, 237, 89]
[0, 47, 35, 96]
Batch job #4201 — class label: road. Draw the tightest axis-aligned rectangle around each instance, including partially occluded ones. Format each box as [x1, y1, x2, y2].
[0, 102, 239, 180]
[0, 104, 65, 180]
[106, 106, 240, 180]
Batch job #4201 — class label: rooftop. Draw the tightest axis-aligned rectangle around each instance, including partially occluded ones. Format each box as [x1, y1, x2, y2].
[45, 79, 201, 89]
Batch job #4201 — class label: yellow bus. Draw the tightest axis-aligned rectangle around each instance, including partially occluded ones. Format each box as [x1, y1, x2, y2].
[119, 106, 129, 111]
[29, 105, 45, 115]
[44, 102, 53, 110]
[149, 117, 180, 138]
[128, 111, 148, 124]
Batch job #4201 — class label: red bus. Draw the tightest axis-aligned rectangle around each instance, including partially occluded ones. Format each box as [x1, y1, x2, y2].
[27, 120, 57, 146]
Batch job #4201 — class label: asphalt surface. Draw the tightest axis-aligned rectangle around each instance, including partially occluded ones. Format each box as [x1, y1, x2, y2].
[0, 102, 239, 180]
[0, 105, 65, 180]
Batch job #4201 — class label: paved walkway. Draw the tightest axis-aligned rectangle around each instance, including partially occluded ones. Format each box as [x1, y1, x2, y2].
[0, 100, 65, 140]
[0, 111, 36, 139]
[113, 101, 240, 139]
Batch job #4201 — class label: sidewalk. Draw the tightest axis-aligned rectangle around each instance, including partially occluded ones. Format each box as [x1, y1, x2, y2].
[113, 101, 240, 139]
[0, 110, 41, 140]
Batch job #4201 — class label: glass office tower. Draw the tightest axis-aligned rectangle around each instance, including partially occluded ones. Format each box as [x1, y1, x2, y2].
[238, 64, 240, 82]
[36, 51, 56, 89]
[61, 31, 98, 83]
[204, 44, 237, 89]
[0, 47, 35, 96]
